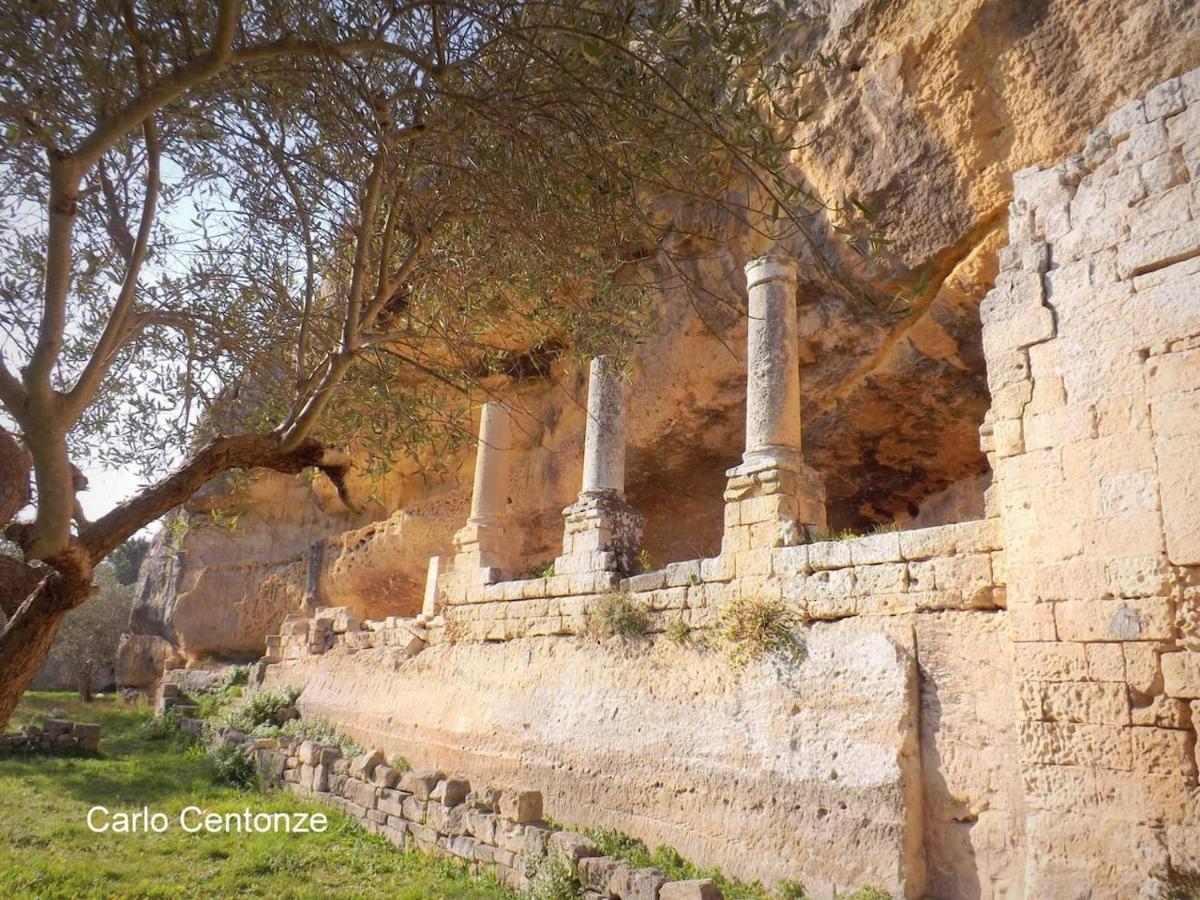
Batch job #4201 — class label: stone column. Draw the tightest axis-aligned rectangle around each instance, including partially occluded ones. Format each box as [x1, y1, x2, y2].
[446, 402, 519, 598]
[723, 252, 826, 557]
[468, 402, 512, 525]
[555, 356, 643, 580]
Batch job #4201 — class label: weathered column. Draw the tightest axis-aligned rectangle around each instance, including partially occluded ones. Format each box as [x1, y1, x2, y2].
[743, 254, 804, 468]
[555, 356, 643, 580]
[723, 252, 826, 558]
[468, 402, 512, 525]
[446, 402, 520, 598]
[581, 355, 627, 495]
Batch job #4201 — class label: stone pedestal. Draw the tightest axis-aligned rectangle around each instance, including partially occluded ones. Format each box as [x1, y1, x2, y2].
[446, 403, 519, 596]
[723, 253, 826, 554]
[555, 356, 643, 575]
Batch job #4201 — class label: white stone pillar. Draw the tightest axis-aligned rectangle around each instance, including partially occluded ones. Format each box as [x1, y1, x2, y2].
[581, 355, 626, 496]
[446, 402, 519, 598]
[742, 253, 803, 468]
[555, 356, 642, 580]
[469, 401, 512, 524]
[723, 251, 826, 555]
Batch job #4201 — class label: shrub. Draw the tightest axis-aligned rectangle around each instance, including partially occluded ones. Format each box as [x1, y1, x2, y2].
[776, 879, 809, 899]
[583, 827, 769, 899]
[278, 715, 363, 758]
[592, 592, 650, 638]
[718, 595, 804, 669]
[526, 853, 582, 900]
[391, 755, 412, 772]
[212, 686, 300, 734]
[137, 709, 179, 741]
[222, 665, 250, 688]
[526, 560, 556, 579]
[666, 620, 692, 644]
[207, 744, 256, 789]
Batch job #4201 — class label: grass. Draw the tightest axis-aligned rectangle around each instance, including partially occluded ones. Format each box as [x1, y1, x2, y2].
[591, 592, 650, 638]
[717, 594, 804, 669]
[1, 692, 515, 899]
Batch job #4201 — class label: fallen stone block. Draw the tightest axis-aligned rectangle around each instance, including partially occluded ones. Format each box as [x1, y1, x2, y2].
[349, 749, 385, 780]
[400, 769, 445, 800]
[499, 789, 543, 823]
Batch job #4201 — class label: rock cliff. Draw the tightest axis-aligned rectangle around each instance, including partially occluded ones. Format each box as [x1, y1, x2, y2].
[124, 0, 1200, 671]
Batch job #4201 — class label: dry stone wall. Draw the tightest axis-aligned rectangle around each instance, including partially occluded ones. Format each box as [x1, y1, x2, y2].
[981, 69, 1200, 896]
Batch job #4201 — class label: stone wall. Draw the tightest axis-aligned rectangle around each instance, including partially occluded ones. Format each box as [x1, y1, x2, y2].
[191, 723, 727, 898]
[980, 69, 1200, 895]
[261, 517, 1014, 898]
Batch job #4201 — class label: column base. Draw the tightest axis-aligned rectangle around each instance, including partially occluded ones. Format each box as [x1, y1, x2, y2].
[442, 519, 519, 603]
[722, 457, 827, 553]
[554, 490, 643, 576]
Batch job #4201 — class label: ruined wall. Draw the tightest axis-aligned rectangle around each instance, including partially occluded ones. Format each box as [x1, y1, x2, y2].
[264, 519, 1019, 899]
[980, 71, 1200, 895]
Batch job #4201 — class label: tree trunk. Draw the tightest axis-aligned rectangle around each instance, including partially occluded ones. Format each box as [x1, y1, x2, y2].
[0, 553, 92, 730]
[0, 594, 73, 728]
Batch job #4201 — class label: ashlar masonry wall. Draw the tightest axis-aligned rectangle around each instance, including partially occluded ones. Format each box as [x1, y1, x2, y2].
[981, 68, 1200, 897]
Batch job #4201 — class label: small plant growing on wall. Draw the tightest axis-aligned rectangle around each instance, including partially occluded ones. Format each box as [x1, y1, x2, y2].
[666, 620, 693, 644]
[592, 592, 651, 638]
[718, 595, 804, 669]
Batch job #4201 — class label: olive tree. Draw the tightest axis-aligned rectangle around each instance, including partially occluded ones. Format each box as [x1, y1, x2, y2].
[0, 0, 838, 727]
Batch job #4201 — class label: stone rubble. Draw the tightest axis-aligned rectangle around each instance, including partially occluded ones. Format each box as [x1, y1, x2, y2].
[0, 716, 102, 754]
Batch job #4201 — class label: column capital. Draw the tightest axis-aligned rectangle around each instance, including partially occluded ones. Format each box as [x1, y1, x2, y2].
[744, 252, 799, 290]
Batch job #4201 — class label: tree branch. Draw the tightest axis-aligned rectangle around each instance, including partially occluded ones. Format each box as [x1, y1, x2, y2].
[76, 433, 351, 564]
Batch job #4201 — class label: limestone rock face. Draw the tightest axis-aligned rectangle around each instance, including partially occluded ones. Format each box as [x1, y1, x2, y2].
[129, 0, 1198, 664]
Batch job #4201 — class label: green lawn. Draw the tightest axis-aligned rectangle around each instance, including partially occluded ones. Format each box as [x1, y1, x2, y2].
[0, 692, 515, 899]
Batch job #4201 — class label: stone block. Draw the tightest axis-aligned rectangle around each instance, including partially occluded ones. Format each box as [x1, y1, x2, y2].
[349, 749, 385, 781]
[848, 531, 902, 565]
[1085, 643, 1126, 682]
[1145, 76, 1186, 121]
[499, 789, 543, 823]
[377, 789, 406, 818]
[1132, 695, 1192, 729]
[351, 779, 378, 809]
[807, 539, 852, 570]
[72, 723, 101, 752]
[853, 563, 907, 596]
[372, 765, 400, 788]
[660, 879, 723, 900]
[1016, 642, 1088, 682]
[432, 776, 470, 806]
[401, 795, 428, 823]
[400, 769, 445, 800]
[1033, 680, 1130, 725]
[578, 857, 620, 892]
[1162, 652, 1200, 698]
[1020, 720, 1132, 769]
[464, 809, 499, 844]
[1054, 598, 1173, 642]
[1130, 726, 1196, 775]
[549, 830, 599, 863]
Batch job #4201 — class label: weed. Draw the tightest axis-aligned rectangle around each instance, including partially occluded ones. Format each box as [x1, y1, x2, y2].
[718, 595, 804, 669]
[583, 827, 768, 900]
[635, 548, 654, 574]
[207, 743, 257, 789]
[525, 853, 581, 900]
[592, 592, 650, 638]
[279, 715, 364, 758]
[391, 755, 413, 773]
[526, 561, 556, 579]
[666, 620, 693, 644]
[777, 878, 808, 899]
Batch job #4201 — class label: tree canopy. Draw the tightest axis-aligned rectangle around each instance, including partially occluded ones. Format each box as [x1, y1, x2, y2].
[0, 0, 836, 728]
